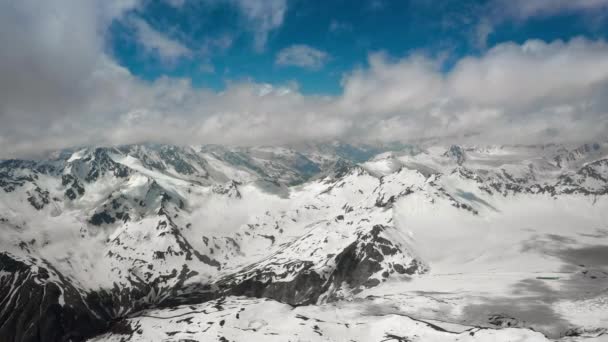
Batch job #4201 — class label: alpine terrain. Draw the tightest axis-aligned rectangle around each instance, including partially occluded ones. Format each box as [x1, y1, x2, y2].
[1, 142, 607, 342]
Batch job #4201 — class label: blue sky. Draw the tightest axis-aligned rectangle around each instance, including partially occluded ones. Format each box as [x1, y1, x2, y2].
[108, 0, 608, 94]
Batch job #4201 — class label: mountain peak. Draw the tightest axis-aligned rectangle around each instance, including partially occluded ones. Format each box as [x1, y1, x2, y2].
[443, 145, 467, 165]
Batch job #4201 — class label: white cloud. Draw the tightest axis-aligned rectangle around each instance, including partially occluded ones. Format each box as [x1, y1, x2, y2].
[131, 18, 191, 61]
[0, 0, 138, 135]
[335, 38, 608, 144]
[4, 37, 608, 158]
[232, 0, 287, 52]
[276, 45, 330, 70]
[0, 1, 607, 158]
[447, 38, 608, 106]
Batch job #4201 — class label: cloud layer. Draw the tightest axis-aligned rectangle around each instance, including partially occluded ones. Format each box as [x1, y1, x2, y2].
[1, 1, 607, 158]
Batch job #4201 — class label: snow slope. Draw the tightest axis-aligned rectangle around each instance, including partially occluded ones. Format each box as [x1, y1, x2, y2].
[1, 142, 607, 341]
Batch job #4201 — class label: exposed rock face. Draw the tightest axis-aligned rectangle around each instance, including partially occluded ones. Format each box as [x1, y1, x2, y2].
[218, 262, 326, 305]
[0, 253, 110, 342]
[62, 174, 85, 200]
[212, 180, 242, 198]
[210, 224, 426, 306]
[443, 145, 466, 165]
[327, 225, 426, 293]
[69, 148, 130, 183]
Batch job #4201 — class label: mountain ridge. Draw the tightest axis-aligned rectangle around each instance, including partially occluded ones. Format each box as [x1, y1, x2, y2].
[1, 141, 608, 341]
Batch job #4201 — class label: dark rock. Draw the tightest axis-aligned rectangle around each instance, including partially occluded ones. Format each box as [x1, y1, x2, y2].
[89, 211, 116, 226]
[0, 253, 110, 342]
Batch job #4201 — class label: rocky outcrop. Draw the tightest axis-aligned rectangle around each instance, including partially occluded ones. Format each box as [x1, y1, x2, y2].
[443, 145, 466, 165]
[0, 253, 110, 342]
[326, 225, 426, 296]
[209, 224, 426, 306]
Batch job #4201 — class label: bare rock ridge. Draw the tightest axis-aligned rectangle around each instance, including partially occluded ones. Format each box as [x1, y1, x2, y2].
[0, 253, 109, 342]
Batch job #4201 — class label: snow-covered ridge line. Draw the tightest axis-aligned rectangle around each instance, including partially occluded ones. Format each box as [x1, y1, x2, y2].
[1, 141, 608, 341]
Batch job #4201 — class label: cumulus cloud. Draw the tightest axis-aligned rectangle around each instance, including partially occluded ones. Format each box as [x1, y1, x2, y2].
[131, 18, 191, 61]
[448, 39, 608, 106]
[276, 45, 330, 70]
[1, 1, 608, 158]
[342, 38, 608, 144]
[0, 0, 138, 145]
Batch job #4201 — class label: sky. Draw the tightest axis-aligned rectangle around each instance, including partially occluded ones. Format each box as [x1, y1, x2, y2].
[1, 0, 608, 157]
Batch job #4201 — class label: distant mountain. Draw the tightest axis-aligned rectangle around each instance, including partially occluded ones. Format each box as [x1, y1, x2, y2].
[1, 142, 607, 341]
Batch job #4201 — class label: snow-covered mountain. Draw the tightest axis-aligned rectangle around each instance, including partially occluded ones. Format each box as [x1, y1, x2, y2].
[1, 142, 607, 342]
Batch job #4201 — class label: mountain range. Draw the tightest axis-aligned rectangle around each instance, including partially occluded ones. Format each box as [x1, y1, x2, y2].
[1, 141, 607, 342]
